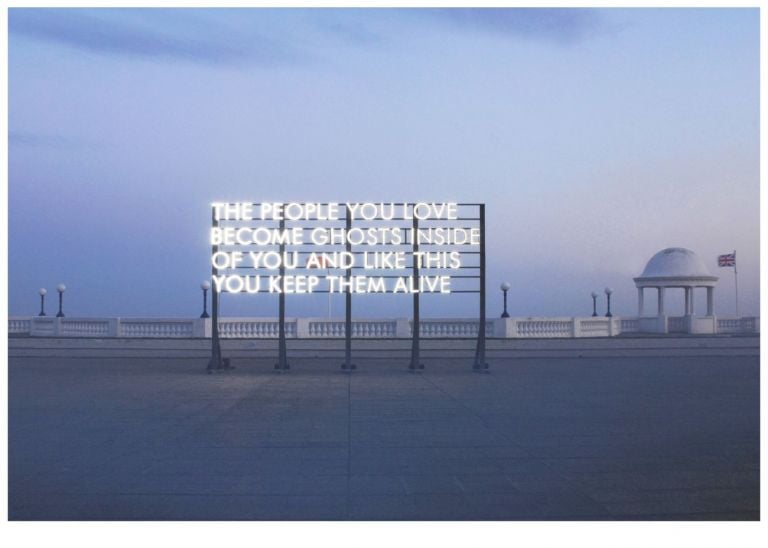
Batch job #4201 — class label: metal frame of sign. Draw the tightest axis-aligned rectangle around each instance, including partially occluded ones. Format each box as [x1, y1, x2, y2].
[207, 202, 487, 373]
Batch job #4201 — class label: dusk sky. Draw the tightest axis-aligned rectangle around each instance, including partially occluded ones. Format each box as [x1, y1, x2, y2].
[8, 8, 760, 318]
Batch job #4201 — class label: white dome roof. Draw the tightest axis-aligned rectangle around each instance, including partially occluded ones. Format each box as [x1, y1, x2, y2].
[638, 247, 713, 278]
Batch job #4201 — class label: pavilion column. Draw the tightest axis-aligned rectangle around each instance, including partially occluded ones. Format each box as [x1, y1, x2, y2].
[637, 287, 645, 316]
[689, 287, 695, 315]
[657, 287, 665, 315]
[684, 287, 691, 316]
[706, 287, 714, 316]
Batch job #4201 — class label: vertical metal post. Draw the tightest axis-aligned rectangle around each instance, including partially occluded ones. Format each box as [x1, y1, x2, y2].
[409, 213, 423, 371]
[276, 217, 290, 371]
[342, 205, 355, 370]
[733, 249, 739, 317]
[208, 208, 225, 372]
[502, 289, 509, 318]
[201, 287, 210, 318]
[474, 204, 488, 371]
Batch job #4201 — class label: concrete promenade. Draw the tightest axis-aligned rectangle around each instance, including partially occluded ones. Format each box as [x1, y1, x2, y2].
[8, 335, 760, 520]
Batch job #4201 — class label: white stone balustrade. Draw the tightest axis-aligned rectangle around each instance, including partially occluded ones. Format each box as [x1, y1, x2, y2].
[416, 319, 494, 338]
[29, 317, 57, 336]
[119, 319, 196, 338]
[8, 318, 31, 334]
[668, 316, 687, 333]
[306, 320, 399, 338]
[579, 318, 613, 337]
[717, 316, 760, 334]
[619, 318, 640, 333]
[58, 318, 114, 337]
[217, 318, 288, 338]
[513, 318, 573, 338]
[7, 315, 760, 338]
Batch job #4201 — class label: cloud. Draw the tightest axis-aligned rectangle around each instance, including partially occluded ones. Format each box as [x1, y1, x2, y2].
[425, 8, 603, 44]
[9, 8, 299, 66]
[9, 8, 603, 70]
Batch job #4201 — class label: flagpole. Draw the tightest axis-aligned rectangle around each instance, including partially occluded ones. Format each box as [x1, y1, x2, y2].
[733, 249, 739, 317]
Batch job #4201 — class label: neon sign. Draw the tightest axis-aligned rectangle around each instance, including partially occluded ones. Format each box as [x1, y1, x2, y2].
[206, 201, 488, 372]
[209, 202, 480, 295]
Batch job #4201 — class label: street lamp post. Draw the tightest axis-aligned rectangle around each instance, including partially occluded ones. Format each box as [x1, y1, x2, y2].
[56, 284, 66, 318]
[500, 282, 511, 318]
[200, 281, 211, 319]
[38, 288, 47, 316]
[591, 292, 598, 317]
[604, 287, 613, 317]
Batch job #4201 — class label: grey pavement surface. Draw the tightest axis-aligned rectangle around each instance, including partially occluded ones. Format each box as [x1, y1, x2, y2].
[9, 340, 760, 520]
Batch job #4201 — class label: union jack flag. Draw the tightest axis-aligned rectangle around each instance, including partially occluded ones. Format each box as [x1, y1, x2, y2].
[718, 253, 736, 267]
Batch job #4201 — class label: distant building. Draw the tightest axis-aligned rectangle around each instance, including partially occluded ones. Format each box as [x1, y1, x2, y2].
[634, 247, 718, 334]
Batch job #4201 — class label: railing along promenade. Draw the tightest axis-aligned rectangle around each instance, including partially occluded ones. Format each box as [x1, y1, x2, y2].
[7, 316, 759, 338]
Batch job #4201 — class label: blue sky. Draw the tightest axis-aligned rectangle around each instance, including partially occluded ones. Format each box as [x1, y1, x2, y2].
[8, 8, 760, 318]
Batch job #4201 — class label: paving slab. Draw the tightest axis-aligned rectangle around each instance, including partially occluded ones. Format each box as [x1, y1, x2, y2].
[8, 341, 760, 520]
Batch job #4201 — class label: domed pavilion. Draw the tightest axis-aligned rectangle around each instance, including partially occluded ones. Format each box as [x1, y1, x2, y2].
[634, 247, 718, 333]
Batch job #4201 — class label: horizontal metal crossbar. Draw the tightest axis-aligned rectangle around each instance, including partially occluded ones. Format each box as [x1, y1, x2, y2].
[214, 202, 484, 207]
[217, 273, 481, 278]
[216, 216, 480, 220]
[215, 289, 481, 294]
[213, 248, 482, 252]
[212, 226, 481, 231]
[222, 266, 480, 271]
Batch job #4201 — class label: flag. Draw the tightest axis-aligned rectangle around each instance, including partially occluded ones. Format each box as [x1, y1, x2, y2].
[718, 253, 736, 267]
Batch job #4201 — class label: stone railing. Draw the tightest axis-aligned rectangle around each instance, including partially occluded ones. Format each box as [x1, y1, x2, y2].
[668, 316, 687, 333]
[218, 319, 286, 339]
[308, 319, 399, 338]
[8, 317, 204, 338]
[8, 315, 759, 338]
[717, 316, 760, 334]
[619, 318, 640, 333]
[57, 318, 114, 337]
[516, 318, 573, 338]
[119, 318, 195, 338]
[8, 317, 32, 335]
[417, 319, 494, 338]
